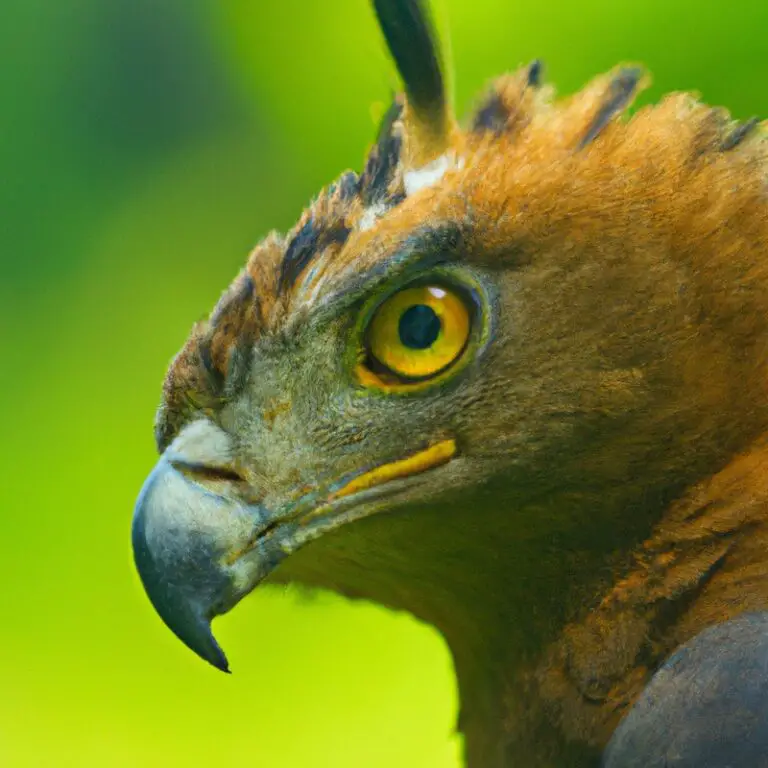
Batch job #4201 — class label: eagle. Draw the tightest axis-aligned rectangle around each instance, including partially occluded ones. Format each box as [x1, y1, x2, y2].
[132, 1, 768, 765]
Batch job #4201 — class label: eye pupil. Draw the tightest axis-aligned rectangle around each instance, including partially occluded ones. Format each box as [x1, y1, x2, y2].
[398, 304, 441, 349]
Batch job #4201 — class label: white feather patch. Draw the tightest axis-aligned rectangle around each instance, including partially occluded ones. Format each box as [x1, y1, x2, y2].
[358, 202, 388, 232]
[166, 419, 234, 467]
[403, 152, 462, 196]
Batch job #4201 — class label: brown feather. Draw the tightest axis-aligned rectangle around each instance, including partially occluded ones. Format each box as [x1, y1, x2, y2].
[154, 60, 768, 765]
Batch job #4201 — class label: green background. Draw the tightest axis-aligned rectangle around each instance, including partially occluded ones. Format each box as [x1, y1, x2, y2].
[2, 1, 767, 765]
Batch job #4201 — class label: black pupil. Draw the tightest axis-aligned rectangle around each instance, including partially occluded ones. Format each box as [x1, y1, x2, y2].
[398, 304, 441, 349]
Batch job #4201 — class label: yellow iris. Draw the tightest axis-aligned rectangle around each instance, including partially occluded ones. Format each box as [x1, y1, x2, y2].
[364, 284, 470, 381]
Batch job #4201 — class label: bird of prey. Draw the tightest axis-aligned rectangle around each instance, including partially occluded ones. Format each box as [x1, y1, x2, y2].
[132, 1, 768, 765]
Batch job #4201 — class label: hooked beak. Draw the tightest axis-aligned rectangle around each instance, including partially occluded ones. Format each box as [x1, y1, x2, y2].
[131, 456, 281, 672]
[132, 436, 457, 671]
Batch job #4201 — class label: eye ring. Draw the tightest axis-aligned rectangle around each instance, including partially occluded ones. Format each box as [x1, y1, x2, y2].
[359, 282, 472, 386]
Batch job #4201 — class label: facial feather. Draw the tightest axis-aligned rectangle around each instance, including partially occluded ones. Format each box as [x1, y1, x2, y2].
[158, 65, 767, 464]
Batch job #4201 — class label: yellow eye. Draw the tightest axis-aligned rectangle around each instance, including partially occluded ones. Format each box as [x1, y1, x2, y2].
[363, 284, 471, 382]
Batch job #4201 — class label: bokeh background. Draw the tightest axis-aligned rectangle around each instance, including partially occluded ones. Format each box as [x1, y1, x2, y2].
[2, 1, 767, 765]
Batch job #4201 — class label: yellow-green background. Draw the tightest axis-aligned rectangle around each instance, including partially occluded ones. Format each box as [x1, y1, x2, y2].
[2, 1, 767, 765]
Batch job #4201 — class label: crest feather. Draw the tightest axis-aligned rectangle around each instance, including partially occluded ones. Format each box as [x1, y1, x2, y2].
[372, 0, 454, 167]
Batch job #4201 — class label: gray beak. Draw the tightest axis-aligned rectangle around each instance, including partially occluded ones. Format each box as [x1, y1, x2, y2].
[132, 456, 275, 672]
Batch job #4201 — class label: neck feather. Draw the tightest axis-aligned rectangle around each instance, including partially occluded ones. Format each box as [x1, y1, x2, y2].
[272, 472, 664, 765]
[273, 434, 768, 768]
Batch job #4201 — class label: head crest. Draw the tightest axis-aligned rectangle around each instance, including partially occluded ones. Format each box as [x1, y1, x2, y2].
[372, 0, 454, 167]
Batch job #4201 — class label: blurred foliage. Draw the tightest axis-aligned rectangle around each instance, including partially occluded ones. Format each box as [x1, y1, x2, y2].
[1, 0, 766, 765]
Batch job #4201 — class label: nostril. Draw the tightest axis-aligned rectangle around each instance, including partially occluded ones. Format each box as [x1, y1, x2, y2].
[172, 462, 245, 485]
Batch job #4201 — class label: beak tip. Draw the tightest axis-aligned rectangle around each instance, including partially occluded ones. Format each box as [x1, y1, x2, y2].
[132, 460, 235, 674]
[195, 627, 231, 674]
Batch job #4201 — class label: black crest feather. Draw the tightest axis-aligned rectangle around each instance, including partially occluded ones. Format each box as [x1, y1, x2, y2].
[720, 117, 759, 152]
[372, 0, 446, 127]
[578, 67, 643, 149]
